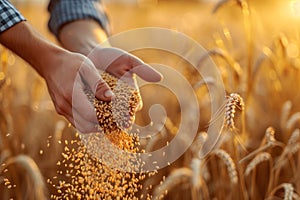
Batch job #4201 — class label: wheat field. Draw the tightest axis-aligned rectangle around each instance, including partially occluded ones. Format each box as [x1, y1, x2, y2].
[1, 0, 300, 199]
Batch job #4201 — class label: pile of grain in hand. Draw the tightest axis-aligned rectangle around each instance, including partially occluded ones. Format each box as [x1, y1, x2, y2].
[84, 71, 142, 134]
[50, 72, 155, 199]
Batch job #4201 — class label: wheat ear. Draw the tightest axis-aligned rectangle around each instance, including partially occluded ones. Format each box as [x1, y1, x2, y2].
[224, 93, 244, 131]
[269, 183, 295, 200]
[152, 168, 192, 200]
[214, 149, 238, 184]
[2, 155, 47, 200]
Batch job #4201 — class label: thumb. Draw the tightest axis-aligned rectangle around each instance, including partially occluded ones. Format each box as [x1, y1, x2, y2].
[79, 58, 114, 101]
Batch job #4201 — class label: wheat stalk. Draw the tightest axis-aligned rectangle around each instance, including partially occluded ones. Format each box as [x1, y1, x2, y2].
[152, 168, 192, 200]
[269, 183, 295, 200]
[281, 101, 293, 130]
[214, 149, 238, 184]
[197, 48, 242, 88]
[245, 152, 271, 176]
[286, 113, 300, 133]
[1, 155, 47, 200]
[288, 129, 300, 146]
[240, 127, 284, 164]
[244, 152, 273, 197]
[275, 129, 300, 169]
[274, 129, 300, 187]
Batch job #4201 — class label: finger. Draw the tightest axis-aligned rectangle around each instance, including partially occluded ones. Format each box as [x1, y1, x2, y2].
[79, 58, 114, 101]
[129, 55, 163, 82]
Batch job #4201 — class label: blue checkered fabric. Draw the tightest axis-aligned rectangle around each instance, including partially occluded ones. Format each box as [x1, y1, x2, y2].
[0, 0, 26, 33]
[48, 0, 111, 37]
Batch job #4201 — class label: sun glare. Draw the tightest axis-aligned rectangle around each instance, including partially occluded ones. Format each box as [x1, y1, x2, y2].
[290, 0, 300, 17]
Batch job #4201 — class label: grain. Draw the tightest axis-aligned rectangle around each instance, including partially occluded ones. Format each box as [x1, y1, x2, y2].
[84, 71, 141, 133]
[50, 72, 156, 199]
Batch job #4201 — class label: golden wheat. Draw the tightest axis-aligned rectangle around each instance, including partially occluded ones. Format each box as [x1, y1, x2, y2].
[214, 149, 238, 184]
[152, 168, 192, 200]
[224, 93, 244, 131]
[245, 152, 271, 176]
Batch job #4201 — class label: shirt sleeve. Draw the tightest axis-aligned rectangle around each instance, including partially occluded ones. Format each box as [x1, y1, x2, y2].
[0, 0, 26, 33]
[48, 0, 111, 37]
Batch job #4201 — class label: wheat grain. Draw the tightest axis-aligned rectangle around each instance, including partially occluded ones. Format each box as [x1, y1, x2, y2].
[84, 71, 141, 133]
[214, 149, 238, 184]
[245, 152, 271, 176]
[50, 72, 153, 199]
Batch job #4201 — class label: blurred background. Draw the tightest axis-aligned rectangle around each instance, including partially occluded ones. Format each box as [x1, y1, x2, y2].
[1, 0, 300, 199]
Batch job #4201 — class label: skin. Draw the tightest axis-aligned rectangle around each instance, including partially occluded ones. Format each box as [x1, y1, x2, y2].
[0, 19, 162, 133]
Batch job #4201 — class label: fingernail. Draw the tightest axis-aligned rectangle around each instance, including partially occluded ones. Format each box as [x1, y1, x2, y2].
[104, 90, 114, 98]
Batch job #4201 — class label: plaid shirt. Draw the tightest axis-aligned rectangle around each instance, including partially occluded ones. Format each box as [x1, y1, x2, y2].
[48, 0, 110, 36]
[0, 0, 25, 33]
[0, 0, 110, 36]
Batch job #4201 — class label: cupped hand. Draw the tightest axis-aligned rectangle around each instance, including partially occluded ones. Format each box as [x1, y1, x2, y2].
[43, 52, 113, 133]
[44, 47, 162, 134]
[88, 46, 162, 111]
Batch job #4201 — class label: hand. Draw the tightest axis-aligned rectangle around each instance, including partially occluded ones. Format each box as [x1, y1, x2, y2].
[43, 52, 114, 133]
[58, 19, 163, 132]
[88, 46, 162, 111]
[0, 21, 110, 133]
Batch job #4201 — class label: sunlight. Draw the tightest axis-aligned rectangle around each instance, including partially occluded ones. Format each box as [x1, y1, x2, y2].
[290, 0, 300, 17]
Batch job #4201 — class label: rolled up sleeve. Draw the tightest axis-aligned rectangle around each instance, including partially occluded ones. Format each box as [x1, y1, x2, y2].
[0, 0, 26, 33]
[48, 0, 111, 37]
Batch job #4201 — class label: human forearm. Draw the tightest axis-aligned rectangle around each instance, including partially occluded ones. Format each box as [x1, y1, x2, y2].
[0, 21, 67, 78]
[58, 19, 108, 56]
[0, 20, 114, 133]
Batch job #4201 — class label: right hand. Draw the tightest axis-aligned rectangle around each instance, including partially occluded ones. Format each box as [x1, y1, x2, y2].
[43, 52, 113, 133]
